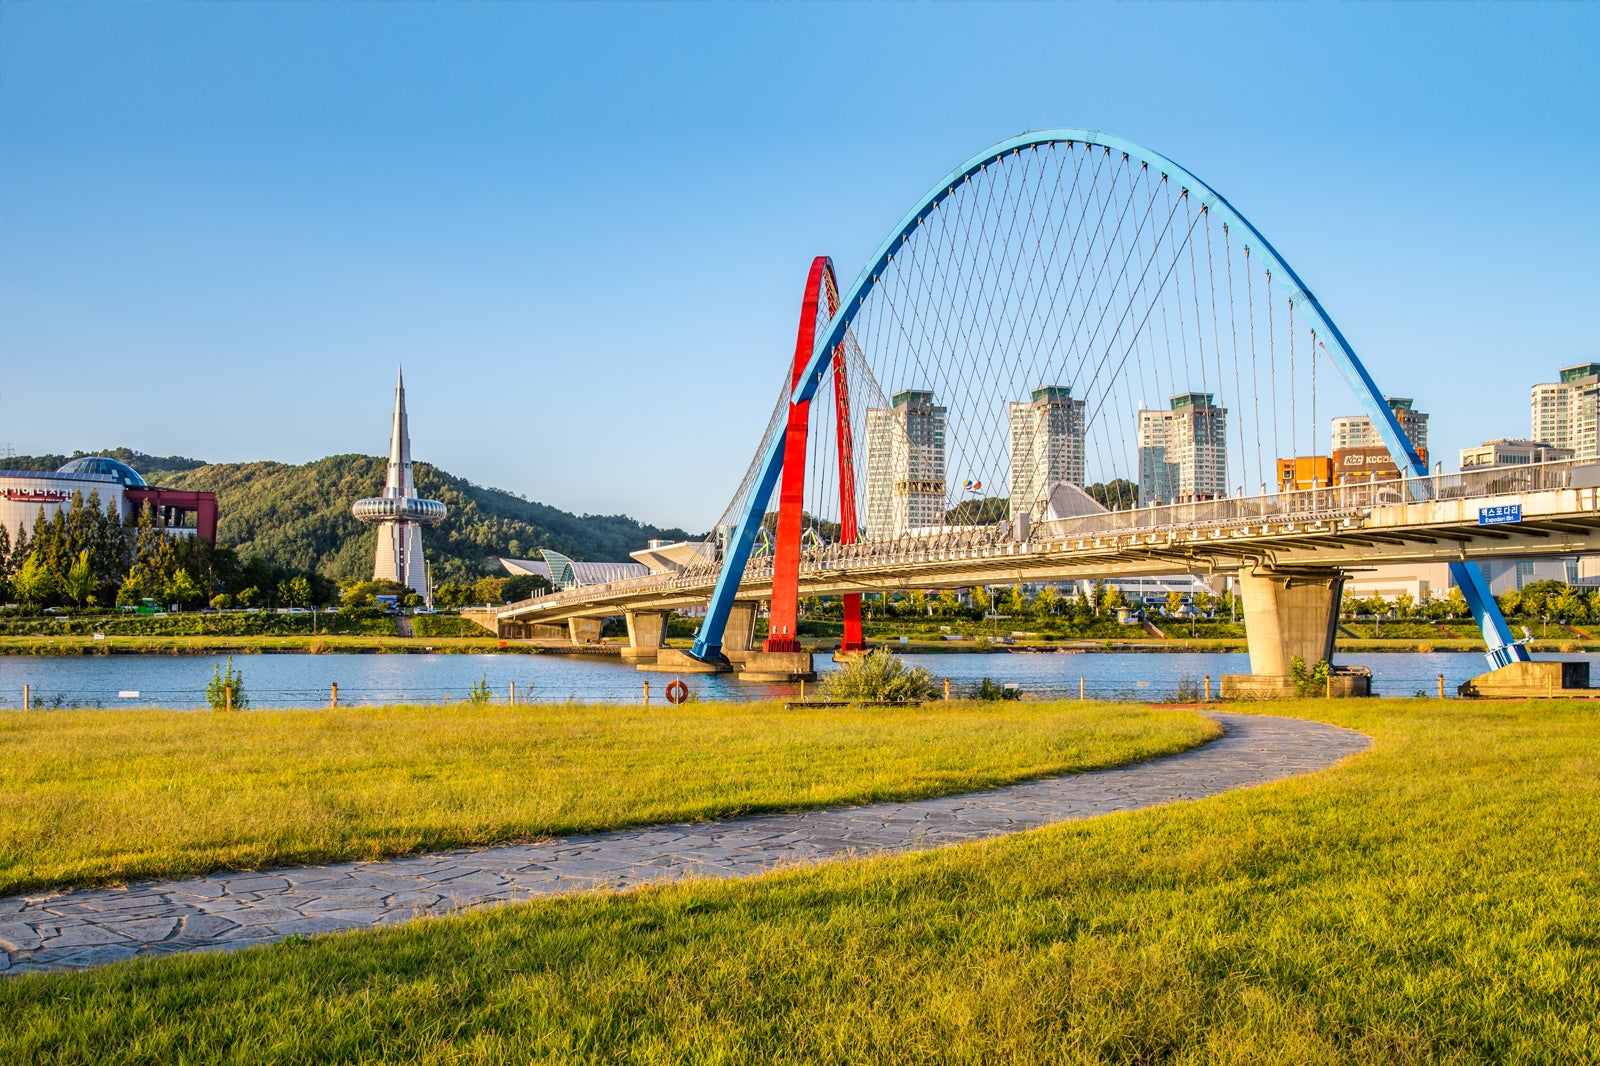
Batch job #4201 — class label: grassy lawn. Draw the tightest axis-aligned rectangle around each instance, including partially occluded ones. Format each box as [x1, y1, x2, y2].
[0, 700, 1215, 896]
[4, 698, 1597, 1063]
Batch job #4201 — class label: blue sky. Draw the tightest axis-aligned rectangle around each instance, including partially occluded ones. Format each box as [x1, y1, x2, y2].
[2, 2, 1596, 529]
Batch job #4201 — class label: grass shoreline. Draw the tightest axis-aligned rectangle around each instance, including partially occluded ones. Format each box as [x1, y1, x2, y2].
[3, 633, 1582, 656]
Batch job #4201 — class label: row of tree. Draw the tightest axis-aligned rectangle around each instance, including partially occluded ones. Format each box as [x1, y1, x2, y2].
[1344, 580, 1600, 624]
[0, 493, 338, 612]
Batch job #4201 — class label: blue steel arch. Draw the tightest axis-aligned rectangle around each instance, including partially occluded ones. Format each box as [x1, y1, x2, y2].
[694, 130, 1525, 668]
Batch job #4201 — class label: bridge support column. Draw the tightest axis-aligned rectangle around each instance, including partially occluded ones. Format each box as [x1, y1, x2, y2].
[620, 610, 670, 663]
[1221, 567, 1369, 699]
[567, 617, 603, 646]
[723, 601, 761, 664]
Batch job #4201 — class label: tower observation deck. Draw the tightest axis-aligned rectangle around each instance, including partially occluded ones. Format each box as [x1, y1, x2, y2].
[352, 371, 447, 606]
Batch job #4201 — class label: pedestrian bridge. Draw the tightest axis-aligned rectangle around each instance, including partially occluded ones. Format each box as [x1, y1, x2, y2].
[479, 460, 1600, 691]
[482, 129, 1582, 696]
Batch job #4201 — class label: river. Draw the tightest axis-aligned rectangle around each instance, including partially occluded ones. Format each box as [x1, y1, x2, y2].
[0, 649, 1584, 709]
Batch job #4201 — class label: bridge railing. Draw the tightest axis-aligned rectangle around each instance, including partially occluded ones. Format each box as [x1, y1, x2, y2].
[492, 457, 1599, 618]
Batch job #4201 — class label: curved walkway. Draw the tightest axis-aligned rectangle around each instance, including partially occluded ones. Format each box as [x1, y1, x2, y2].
[0, 712, 1368, 976]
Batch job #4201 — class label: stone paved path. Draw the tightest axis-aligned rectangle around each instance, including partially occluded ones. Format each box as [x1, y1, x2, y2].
[0, 712, 1367, 976]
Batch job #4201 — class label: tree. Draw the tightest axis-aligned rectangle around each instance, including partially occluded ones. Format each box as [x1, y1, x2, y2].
[969, 586, 991, 614]
[1101, 584, 1126, 612]
[937, 589, 961, 616]
[1002, 586, 1027, 617]
[502, 574, 552, 602]
[471, 575, 507, 606]
[1085, 479, 1138, 510]
[165, 568, 203, 609]
[340, 578, 408, 608]
[64, 549, 95, 606]
[283, 575, 312, 608]
[13, 553, 55, 610]
[1393, 591, 1415, 619]
[1446, 587, 1469, 619]
[1031, 586, 1059, 620]
[1166, 590, 1184, 616]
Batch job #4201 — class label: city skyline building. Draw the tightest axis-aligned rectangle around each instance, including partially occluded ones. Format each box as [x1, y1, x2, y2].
[1530, 363, 1600, 459]
[1008, 385, 1086, 521]
[1330, 397, 1429, 459]
[351, 371, 447, 607]
[1460, 438, 1576, 470]
[1138, 392, 1228, 504]
[864, 389, 947, 540]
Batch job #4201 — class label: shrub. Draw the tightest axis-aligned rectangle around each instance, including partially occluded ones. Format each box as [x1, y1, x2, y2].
[466, 675, 493, 705]
[411, 615, 485, 639]
[972, 678, 1021, 701]
[1289, 656, 1332, 698]
[206, 658, 247, 710]
[822, 649, 933, 702]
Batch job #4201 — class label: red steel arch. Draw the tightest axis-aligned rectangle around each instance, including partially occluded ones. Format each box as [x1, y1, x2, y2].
[765, 256, 864, 653]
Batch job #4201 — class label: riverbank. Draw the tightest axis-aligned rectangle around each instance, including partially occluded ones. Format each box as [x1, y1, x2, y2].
[0, 635, 538, 656]
[5, 632, 1590, 655]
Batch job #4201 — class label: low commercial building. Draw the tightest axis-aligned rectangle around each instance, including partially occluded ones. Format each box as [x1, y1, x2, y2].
[0, 457, 217, 542]
[1459, 438, 1575, 470]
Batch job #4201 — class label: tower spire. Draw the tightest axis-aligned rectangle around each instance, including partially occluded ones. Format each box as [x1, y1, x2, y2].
[386, 366, 413, 499]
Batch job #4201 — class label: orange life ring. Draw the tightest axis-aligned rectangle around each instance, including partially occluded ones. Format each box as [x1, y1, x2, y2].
[665, 679, 690, 705]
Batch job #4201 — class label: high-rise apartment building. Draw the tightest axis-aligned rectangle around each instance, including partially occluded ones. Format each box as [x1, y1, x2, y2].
[1531, 363, 1600, 459]
[1329, 397, 1429, 458]
[1008, 385, 1086, 520]
[864, 389, 947, 539]
[1137, 392, 1228, 504]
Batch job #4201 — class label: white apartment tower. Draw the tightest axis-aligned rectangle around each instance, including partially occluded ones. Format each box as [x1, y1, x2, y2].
[1008, 385, 1086, 520]
[1330, 397, 1429, 458]
[865, 389, 947, 540]
[1138, 392, 1228, 504]
[1531, 363, 1600, 459]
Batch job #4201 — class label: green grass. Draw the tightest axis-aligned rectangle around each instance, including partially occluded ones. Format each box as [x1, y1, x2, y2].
[4, 698, 1597, 1063]
[0, 700, 1215, 897]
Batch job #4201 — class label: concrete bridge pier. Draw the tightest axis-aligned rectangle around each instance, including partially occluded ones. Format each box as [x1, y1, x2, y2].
[620, 610, 670, 663]
[722, 601, 761, 664]
[1221, 566, 1369, 698]
[567, 617, 603, 646]
[636, 601, 761, 675]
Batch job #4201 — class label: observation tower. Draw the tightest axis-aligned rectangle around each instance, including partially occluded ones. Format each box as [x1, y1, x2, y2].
[352, 371, 447, 607]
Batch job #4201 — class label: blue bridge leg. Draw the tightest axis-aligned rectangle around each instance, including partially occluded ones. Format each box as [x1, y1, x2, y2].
[1448, 560, 1530, 670]
[691, 432, 786, 662]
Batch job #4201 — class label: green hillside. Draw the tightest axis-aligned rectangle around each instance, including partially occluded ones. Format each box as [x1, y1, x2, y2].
[4, 450, 692, 584]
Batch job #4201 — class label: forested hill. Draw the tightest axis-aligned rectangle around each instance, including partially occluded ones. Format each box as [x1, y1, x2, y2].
[6, 450, 692, 584]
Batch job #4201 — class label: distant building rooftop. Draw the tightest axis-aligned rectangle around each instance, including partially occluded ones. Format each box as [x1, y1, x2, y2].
[56, 457, 147, 487]
[500, 549, 650, 590]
